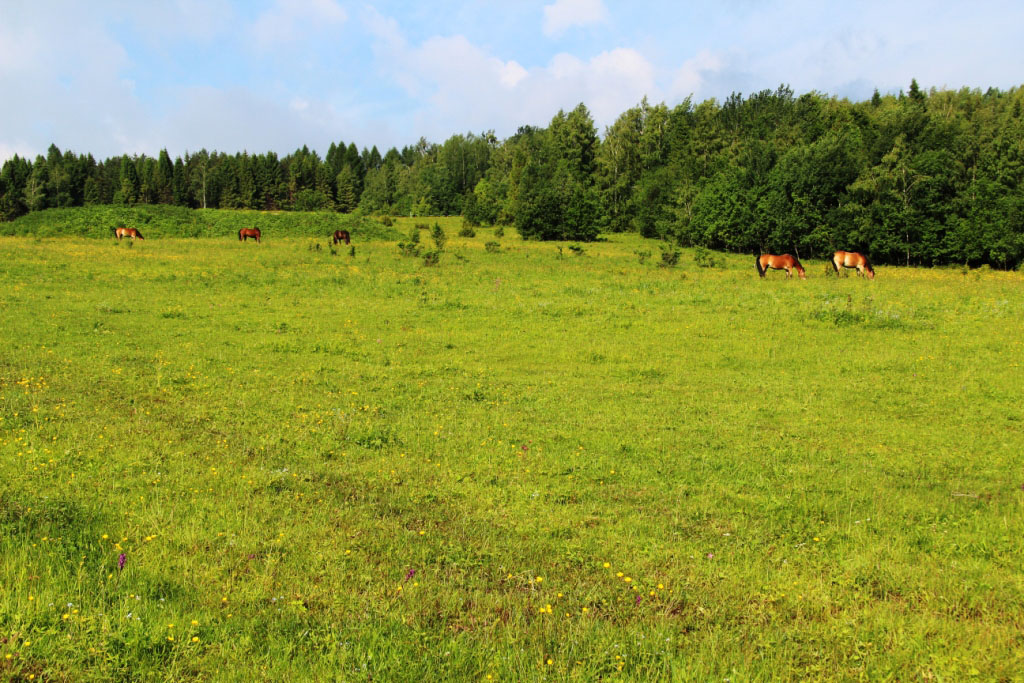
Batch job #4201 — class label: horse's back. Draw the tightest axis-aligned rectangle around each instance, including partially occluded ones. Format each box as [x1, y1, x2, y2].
[763, 253, 796, 269]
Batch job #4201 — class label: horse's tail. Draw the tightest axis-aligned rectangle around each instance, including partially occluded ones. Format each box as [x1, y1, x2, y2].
[136, 230, 144, 240]
[238, 229, 243, 241]
[830, 253, 839, 273]
[755, 254, 765, 278]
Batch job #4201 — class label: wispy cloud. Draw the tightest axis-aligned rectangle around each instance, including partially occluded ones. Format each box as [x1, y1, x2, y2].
[250, 0, 347, 46]
[542, 0, 608, 37]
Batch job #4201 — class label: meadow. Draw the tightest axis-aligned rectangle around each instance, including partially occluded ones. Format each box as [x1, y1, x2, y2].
[1, 219, 1022, 681]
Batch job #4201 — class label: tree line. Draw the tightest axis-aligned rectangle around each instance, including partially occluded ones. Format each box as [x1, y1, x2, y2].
[2, 80, 1022, 266]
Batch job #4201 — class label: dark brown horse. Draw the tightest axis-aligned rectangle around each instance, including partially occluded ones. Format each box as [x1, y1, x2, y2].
[332, 229, 351, 245]
[238, 228, 261, 243]
[756, 253, 805, 279]
[114, 227, 144, 241]
[832, 251, 874, 278]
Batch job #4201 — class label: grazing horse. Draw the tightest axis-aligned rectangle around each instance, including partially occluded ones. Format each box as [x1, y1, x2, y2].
[756, 253, 805, 279]
[114, 227, 144, 241]
[832, 251, 874, 278]
[332, 229, 351, 245]
[238, 228, 261, 243]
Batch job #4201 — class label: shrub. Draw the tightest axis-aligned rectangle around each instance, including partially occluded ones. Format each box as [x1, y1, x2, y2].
[692, 246, 716, 268]
[398, 227, 421, 256]
[293, 189, 333, 212]
[660, 246, 682, 267]
[494, 226, 505, 238]
[381, 216, 394, 227]
[484, 241, 501, 253]
[431, 223, 447, 251]
[635, 250, 652, 265]
[421, 250, 440, 267]
[458, 225, 476, 238]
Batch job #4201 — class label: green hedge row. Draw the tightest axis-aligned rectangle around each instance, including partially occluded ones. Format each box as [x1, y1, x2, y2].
[1, 205, 404, 240]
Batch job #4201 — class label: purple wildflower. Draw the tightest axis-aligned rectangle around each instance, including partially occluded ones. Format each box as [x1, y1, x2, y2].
[405, 568, 416, 581]
[635, 595, 642, 605]
[118, 553, 126, 571]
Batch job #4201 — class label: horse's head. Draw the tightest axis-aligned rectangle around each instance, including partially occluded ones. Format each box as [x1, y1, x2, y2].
[863, 258, 875, 279]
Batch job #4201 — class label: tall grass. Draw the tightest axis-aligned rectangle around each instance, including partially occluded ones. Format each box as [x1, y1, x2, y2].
[1, 229, 1022, 680]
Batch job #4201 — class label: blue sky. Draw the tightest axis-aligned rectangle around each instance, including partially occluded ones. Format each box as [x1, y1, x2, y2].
[2, 0, 1022, 162]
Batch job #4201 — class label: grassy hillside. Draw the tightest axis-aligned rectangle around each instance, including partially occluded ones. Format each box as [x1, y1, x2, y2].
[1, 232, 1022, 680]
[1, 205, 405, 240]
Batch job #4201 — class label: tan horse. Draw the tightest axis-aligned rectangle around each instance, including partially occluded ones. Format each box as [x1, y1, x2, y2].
[114, 227, 144, 240]
[238, 228, 261, 243]
[832, 251, 874, 278]
[756, 253, 805, 279]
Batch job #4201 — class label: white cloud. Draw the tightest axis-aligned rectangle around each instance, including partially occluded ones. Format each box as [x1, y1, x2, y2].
[121, 1, 237, 44]
[364, 11, 657, 139]
[542, 0, 608, 37]
[250, 0, 347, 46]
[499, 61, 528, 89]
[0, 4, 151, 159]
[671, 50, 725, 99]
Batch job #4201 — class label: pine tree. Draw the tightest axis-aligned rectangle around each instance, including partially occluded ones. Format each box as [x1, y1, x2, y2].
[335, 165, 358, 212]
[119, 155, 140, 205]
[24, 156, 50, 211]
[83, 176, 100, 205]
[156, 149, 174, 203]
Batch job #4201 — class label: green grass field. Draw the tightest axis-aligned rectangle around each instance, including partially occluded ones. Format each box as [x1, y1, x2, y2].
[1, 221, 1023, 681]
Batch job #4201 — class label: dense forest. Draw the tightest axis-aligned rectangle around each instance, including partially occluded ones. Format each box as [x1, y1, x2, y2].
[2, 80, 1022, 266]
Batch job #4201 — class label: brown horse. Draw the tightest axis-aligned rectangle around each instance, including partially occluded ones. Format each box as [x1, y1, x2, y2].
[238, 228, 261, 243]
[832, 251, 874, 278]
[332, 229, 351, 245]
[114, 227, 144, 240]
[756, 253, 805, 279]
